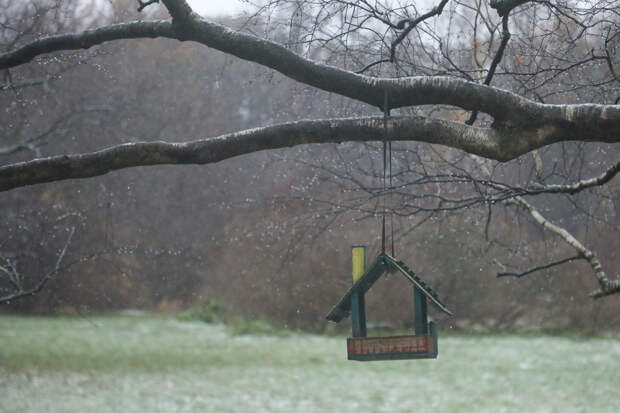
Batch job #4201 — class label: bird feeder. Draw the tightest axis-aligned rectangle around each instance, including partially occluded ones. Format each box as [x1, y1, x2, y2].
[326, 246, 452, 361]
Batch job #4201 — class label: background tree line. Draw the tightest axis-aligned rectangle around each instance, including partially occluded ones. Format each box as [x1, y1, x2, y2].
[0, 0, 619, 333]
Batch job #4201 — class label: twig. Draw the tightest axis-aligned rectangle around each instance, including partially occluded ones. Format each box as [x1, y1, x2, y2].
[497, 255, 582, 278]
[389, 0, 450, 63]
[355, 59, 391, 74]
[0, 106, 113, 158]
[467, 14, 511, 125]
[529, 160, 620, 194]
[137, 0, 159, 12]
[0, 227, 75, 304]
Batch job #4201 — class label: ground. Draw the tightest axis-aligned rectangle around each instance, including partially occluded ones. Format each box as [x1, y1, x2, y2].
[1, 315, 618, 412]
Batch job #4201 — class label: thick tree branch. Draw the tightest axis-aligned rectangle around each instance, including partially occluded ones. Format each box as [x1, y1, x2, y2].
[490, 0, 531, 17]
[0, 21, 178, 68]
[0, 114, 616, 192]
[160, 0, 196, 22]
[0, 7, 619, 135]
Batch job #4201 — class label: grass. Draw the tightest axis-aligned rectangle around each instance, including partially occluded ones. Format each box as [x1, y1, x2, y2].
[1, 314, 619, 413]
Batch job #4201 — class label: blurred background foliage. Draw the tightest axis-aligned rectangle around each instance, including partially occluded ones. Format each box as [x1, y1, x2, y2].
[1, 0, 619, 334]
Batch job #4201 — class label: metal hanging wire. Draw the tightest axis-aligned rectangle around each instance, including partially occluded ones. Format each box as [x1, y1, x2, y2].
[381, 90, 387, 254]
[389, 140, 394, 257]
[381, 88, 395, 256]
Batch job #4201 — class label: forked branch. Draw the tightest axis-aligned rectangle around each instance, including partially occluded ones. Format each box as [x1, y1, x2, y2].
[510, 196, 620, 298]
[529, 160, 620, 195]
[0, 227, 75, 304]
[137, 0, 159, 12]
[390, 0, 450, 63]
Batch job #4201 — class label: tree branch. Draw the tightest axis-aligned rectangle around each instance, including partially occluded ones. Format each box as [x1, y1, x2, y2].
[0, 227, 75, 304]
[137, 0, 159, 12]
[510, 196, 620, 298]
[0, 21, 178, 69]
[0, 114, 616, 192]
[160, 0, 196, 22]
[590, 280, 620, 299]
[529, 160, 620, 194]
[0, 8, 619, 134]
[0, 106, 113, 158]
[467, 14, 511, 125]
[497, 255, 583, 278]
[389, 0, 450, 63]
[490, 0, 531, 17]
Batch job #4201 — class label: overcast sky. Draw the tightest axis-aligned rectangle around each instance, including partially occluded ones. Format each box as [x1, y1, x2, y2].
[187, 0, 247, 17]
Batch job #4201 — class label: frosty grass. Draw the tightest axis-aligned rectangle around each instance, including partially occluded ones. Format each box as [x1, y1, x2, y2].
[1, 315, 618, 413]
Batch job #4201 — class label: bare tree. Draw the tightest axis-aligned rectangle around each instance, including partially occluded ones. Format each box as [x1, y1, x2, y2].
[0, 0, 618, 304]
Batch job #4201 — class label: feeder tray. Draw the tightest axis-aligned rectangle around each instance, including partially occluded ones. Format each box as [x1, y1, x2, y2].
[326, 246, 452, 361]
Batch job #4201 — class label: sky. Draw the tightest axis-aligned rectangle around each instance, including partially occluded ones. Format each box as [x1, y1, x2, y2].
[187, 0, 248, 17]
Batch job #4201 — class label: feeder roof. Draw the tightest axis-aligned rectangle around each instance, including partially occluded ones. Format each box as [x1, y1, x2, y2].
[326, 253, 452, 323]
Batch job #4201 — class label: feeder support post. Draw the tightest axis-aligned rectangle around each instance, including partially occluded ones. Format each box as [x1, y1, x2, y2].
[414, 286, 428, 335]
[351, 246, 367, 337]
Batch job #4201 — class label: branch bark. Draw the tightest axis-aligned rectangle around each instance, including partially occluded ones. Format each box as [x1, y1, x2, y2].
[0, 114, 615, 192]
[0, 1, 619, 137]
[0, 21, 178, 68]
[490, 0, 531, 17]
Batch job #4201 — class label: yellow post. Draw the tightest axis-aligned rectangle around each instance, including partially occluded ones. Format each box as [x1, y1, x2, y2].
[351, 246, 367, 337]
[352, 246, 366, 284]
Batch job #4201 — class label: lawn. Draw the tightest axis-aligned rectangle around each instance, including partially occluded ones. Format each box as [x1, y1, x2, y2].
[1, 315, 618, 412]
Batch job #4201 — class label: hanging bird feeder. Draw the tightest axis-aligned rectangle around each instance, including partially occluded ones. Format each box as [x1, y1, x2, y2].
[326, 246, 452, 361]
[326, 90, 451, 360]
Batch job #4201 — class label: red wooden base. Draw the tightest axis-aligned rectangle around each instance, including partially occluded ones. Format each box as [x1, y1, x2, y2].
[347, 333, 437, 361]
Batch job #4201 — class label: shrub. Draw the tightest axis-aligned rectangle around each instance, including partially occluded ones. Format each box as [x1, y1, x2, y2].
[178, 297, 227, 323]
